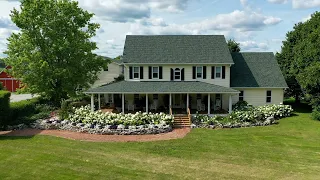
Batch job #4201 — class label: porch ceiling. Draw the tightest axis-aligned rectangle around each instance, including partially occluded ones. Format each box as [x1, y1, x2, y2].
[85, 81, 239, 94]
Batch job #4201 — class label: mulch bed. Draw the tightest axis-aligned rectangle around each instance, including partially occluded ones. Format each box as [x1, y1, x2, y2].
[0, 128, 191, 142]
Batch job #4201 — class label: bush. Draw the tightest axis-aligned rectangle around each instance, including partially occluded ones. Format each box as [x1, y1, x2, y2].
[58, 99, 73, 120]
[10, 98, 40, 125]
[311, 108, 320, 121]
[233, 100, 252, 111]
[0, 82, 3, 90]
[0, 90, 11, 127]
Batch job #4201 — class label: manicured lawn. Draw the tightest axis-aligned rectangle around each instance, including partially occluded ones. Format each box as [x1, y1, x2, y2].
[0, 108, 319, 179]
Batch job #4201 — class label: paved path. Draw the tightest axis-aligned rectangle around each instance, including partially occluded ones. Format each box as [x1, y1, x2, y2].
[0, 128, 191, 142]
[10, 94, 37, 102]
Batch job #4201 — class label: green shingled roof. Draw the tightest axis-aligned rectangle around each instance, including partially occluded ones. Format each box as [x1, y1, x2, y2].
[230, 52, 287, 88]
[122, 35, 234, 64]
[86, 81, 239, 94]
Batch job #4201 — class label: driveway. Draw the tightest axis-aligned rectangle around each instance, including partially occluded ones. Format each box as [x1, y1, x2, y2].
[10, 94, 37, 102]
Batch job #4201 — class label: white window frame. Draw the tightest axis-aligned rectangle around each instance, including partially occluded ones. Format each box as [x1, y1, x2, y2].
[266, 90, 272, 103]
[196, 66, 203, 79]
[152, 66, 159, 79]
[133, 66, 140, 79]
[174, 68, 181, 81]
[215, 66, 222, 79]
[239, 91, 244, 101]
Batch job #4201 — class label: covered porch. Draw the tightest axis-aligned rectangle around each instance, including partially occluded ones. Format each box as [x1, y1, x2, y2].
[85, 81, 239, 115]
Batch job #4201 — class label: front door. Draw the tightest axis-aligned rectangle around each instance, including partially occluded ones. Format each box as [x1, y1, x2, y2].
[173, 94, 181, 108]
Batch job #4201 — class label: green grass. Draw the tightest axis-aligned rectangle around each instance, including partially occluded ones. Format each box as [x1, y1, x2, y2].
[0, 107, 320, 179]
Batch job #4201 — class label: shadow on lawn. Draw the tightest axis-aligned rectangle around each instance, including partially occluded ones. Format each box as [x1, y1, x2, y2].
[0, 129, 43, 140]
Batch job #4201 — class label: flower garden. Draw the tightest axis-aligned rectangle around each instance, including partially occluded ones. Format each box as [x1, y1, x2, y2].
[192, 103, 294, 129]
[32, 105, 174, 135]
[28, 103, 294, 135]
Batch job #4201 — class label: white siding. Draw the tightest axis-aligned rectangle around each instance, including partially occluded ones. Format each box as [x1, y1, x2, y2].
[92, 63, 122, 88]
[232, 88, 284, 106]
[124, 64, 231, 87]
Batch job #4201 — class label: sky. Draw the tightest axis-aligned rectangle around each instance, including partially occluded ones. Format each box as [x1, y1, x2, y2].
[0, 0, 319, 58]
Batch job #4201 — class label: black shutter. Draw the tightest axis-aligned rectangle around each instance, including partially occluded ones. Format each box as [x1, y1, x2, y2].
[129, 66, 133, 79]
[192, 66, 196, 79]
[203, 66, 207, 79]
[140, 66, 143, 79]
[222, 66, 226, 79]
[211, 66, 215, 79]
[170, 68, 174, 81]
[159, 66, 163, 79]
[181, 68, 185, 81]
[148, 66, 152, 79]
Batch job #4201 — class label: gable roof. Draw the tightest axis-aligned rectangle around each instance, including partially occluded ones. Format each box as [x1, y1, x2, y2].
[122, 35, 234, 64]
[230, 52, 287, 88]
[86, 81, 239, 94]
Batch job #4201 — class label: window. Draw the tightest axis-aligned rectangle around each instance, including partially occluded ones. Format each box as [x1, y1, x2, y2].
[239, 91, 244, 101]
[153, 94, 158, 100]
[134, 94, 140, 103]
[152, 67, 159, 79]
[215, 66, 222, 78]
[108, 94, 113, 103]
[197, 94, 202, 100]
[174, 68, 181, 81]
[196, 66, 203, 78]
[133, 66, 140, 79]
[266, 90, 272, 103]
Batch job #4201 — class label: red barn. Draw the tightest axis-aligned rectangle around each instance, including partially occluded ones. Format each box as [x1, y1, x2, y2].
[0, 65, 21, 92]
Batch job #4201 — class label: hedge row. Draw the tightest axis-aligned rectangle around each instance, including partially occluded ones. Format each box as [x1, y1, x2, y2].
[0, 91, 11, 126]
[10, 98, 41, 125]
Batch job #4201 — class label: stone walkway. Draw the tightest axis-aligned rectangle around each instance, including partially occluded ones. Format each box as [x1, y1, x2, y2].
[0, 128, 191, 142]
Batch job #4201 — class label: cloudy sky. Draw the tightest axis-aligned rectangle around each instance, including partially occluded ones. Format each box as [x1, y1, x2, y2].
[0, 0, 319, 58]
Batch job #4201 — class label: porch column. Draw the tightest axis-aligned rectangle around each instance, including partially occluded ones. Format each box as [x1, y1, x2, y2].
[208, 93, 210, 115]
[98, 94, 101, 110]
[91, 94, 94, 112]
[229, 94, 232, 114]
[186, 93, 189, 113]
[146, 94, 149, 113]
[169, 93, 172, 108]
[122, 93, 125, 114]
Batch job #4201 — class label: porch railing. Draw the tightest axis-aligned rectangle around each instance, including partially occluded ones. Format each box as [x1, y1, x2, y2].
[187, 107, 191, 124]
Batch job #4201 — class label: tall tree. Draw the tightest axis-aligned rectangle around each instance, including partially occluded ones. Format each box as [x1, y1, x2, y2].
[4, 0, 104, 105]
[227, 39, 241, 52]
[277, 11, 320, 114]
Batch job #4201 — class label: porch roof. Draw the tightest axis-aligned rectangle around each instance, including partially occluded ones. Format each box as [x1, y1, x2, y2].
[85, 81, 239, 94]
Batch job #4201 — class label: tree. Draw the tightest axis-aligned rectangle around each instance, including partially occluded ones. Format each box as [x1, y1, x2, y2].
[277, 11, 320, 113]
[3, 0, 104, 105]
[227, 39, 241, 52]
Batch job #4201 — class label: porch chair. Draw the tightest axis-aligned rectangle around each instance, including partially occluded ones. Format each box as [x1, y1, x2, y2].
[128, 104, 135, 111]
[150, 100, 158, 111]
[197, 99, 205, 111]
[215, 99, 221, 110]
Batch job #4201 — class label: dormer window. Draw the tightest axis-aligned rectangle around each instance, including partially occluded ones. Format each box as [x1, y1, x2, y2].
[196, 66, 203, 78]
[133, 66, 140, 79]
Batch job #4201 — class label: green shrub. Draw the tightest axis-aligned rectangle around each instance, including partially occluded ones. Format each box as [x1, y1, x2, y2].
[10, 98, 40, 125]
[233, 100, 251, 111]
[311, 108, 320, 121]
[58, 99, 73, 120]
[0, 90, 11, 127]
[0, 82, 3, 90]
